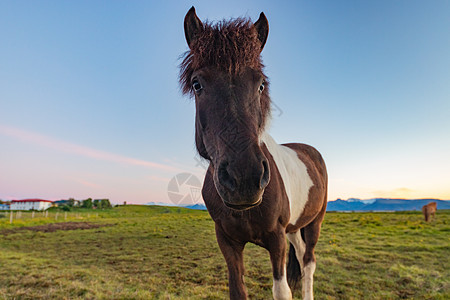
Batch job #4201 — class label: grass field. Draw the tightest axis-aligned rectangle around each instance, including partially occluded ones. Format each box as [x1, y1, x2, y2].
[0, 206, 448, 299]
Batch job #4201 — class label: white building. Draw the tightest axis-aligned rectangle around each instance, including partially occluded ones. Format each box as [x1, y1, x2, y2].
[10, 199, 53, 211]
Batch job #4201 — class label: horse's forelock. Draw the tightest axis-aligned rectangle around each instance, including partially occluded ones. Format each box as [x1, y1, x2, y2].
[179, 18, 265, 96]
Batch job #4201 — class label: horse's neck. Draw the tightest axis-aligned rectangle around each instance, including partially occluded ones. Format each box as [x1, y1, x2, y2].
[260, 131, 314, 225]
[260, 132, 296, 193]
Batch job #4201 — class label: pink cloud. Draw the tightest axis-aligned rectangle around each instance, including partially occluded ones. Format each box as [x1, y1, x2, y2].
[72, 178, 103, 189]
[0, 124, 182, 173]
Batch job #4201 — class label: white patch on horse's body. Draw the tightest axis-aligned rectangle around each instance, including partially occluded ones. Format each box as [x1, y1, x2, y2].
[272, 267, 292, 300]
[261, 132, 314, 225]
[302, 262, 316, 300]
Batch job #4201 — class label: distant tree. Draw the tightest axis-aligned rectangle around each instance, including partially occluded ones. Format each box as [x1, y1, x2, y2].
[68, 198, 75, 207]
[92, 199, 112, 209]
[93, 199, 100, 209]
[82, 198, 93, 209]
[100, 199, 112, 209]
[62, 205, 71, 212]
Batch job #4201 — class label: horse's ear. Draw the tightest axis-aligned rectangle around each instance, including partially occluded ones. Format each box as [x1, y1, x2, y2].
[184, 6, 203, 48]
[254, 12, 269, 51]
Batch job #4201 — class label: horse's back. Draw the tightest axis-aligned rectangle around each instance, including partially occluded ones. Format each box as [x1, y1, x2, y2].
[423, 202, 437, 212]
[283, 143, 327, 185]
[282, 142, 328, 229]
[261, 133, 327, 228]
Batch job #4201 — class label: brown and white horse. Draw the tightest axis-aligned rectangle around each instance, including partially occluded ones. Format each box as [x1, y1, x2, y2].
[180, 7, 327, 300]
[422, 202, 437, 222]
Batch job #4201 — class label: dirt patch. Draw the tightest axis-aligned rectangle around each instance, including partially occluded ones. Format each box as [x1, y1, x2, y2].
[1, 222, 114, 235]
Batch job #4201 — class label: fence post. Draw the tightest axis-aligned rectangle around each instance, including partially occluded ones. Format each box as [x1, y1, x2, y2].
[10, 211, 13, 224]
[65, 212, 67, 220]
[55, 212, 59, 220]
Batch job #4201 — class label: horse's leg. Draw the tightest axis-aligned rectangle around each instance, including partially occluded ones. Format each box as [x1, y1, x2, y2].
[215, 223, 247, 300]
[286, 230, 305, 295]
[265, 230, 292, 300]
[287, 230, 306, 271]
[301, 209, 326, 300]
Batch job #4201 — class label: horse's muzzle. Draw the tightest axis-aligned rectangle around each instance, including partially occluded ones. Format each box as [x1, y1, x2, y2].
[223, 197, 263, 211]
[213, 155, 269, 210]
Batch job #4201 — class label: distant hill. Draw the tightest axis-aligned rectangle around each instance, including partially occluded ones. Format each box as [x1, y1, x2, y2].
[327, 198, 450, 212]
[146, 202, 207, 210]
[148, 198, 450, 212]
[184, 204, 207, 210]
[146, 202, 178, 207]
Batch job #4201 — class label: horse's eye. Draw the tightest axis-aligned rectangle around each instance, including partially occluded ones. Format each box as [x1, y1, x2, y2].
[192, 80, 202, 93]
[258, 82, 265, 93]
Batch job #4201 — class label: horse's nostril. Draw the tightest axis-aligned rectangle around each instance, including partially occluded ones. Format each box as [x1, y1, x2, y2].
[218, 162, 236, 192]
[260, 159, 270, 189]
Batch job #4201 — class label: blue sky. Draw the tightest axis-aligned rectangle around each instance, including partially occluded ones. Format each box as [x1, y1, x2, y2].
[1, 1, 449, 204]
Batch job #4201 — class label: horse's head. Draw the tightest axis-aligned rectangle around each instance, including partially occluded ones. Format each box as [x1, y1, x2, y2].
[180, 7, 271, 210]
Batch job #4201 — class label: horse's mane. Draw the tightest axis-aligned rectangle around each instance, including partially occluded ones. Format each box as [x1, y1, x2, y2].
[179, 18, 266, 95]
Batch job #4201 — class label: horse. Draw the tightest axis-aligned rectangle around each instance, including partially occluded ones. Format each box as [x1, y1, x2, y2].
[422, 202, 437, 222]
[180, 7, 328, 300]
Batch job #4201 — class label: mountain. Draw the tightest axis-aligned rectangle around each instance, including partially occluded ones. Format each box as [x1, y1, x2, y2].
[146, 202, 207, 210]
[148, 198, 450, 212]
[325, 199, 366, 211]
[184, 204, 207, 210]
[146, 202, 178, 207]
[327, 198, 450, 212]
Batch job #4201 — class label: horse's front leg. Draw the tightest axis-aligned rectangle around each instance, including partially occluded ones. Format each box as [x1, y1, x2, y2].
[215, 223, 247, 300]
[265, 230, 292, 300]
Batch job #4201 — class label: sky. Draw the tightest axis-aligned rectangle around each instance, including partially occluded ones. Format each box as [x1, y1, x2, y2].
[1, 0, 449, 205]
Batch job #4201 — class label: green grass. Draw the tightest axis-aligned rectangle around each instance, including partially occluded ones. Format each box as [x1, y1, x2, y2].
[0, 207, 448, 299]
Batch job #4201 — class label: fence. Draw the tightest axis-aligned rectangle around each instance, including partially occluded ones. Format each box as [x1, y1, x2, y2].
[0, 210, 100, 225]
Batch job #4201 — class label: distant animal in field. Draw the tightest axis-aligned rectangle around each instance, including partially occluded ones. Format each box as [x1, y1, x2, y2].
[180, 7, 327, 300]
[422, 202, 437, 222]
